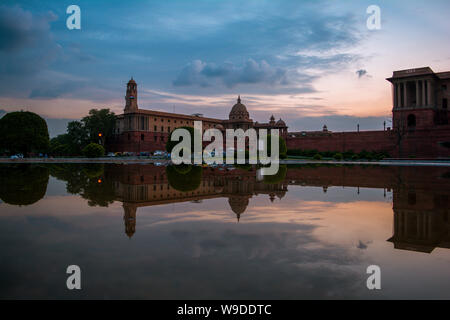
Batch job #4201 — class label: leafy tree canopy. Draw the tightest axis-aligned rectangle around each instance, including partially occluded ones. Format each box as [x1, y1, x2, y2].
[0, 111, 49, 155]
[166, 126, 196, 153]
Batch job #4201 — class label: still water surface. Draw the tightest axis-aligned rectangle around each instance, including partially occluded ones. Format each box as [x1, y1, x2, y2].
[0, 163, 449, 299]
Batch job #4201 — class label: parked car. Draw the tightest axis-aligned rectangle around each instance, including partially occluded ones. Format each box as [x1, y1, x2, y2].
[10, 154, 24, 159]
[107, 152, 116, 157]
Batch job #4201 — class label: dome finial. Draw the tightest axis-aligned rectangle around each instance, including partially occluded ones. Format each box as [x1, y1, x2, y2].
[237, 95, 241, 103]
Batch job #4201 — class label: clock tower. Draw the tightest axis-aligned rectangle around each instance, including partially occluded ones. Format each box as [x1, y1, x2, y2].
[124, 78, 138, 113]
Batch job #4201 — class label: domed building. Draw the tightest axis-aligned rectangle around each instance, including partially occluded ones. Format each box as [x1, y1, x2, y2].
[224, 96, 254, 130]
[110, 80, 288, 153]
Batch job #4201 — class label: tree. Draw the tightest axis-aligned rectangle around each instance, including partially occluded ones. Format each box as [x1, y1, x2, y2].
[67, 120, 89, 154]
[0, 111, 49, 156]
[166, 126, 195, 153]
[82, 109, 116, 143]
[82, 143, 105, 158]
[265, 135, 287, 159]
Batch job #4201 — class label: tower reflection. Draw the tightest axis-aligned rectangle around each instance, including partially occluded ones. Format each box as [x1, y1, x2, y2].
[37, 163, 450, 252]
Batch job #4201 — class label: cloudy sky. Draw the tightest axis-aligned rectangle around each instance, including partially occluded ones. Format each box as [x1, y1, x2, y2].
[1, 0, 449, 135]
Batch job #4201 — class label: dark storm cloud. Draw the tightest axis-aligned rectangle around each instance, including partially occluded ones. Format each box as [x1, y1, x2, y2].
[0, 5, 59, 75]
[173, 59, 293, 88]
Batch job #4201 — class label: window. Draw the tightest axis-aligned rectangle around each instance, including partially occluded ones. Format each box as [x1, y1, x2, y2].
[154, 125, 157, 131]
[444, 98, 448, 109]
[154, 136, 157, 142]
[443, 85, 447, 91]
[127, 133, 130, 140]
[168, 127, 170, 132]
[407, 114, 416, 128]
[161, 126, 163, 132]
[141, 134, 144, 141]
[168, 119, 170, 122]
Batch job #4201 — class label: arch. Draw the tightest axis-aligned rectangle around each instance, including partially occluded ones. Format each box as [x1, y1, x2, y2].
[407, 114, 416, 128]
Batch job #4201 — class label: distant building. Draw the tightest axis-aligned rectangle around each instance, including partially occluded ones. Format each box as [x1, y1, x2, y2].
[109, 79, 288, 153]
[109, 68, 450, 158]
[387, 67, 450, 129]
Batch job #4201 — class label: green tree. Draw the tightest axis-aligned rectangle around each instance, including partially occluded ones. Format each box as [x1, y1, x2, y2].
[0, 111, 49, 156]
[82, 143, 105, 158]
[82, 109, 116, 143]
[265, 135, 287, 160]
[166, 126, 196, 154]
[66, 120, 89, 154]
[333, 153, 343, 161]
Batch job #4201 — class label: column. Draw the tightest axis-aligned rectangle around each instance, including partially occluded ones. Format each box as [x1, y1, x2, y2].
[392, 83, 397, 108]
[416, 81, 420, 107]
[403, 82, 408, 108]
[422, 80, 426, 106]
[427, 80, 433, 106]
[397, 83, 402, 107]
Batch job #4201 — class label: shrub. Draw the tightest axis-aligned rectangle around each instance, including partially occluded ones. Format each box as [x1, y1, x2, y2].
[333, 153, 343, 161]
[351, 154, 359, 160]
[313, 153, 322, 160]
[82, 143, 105, 158]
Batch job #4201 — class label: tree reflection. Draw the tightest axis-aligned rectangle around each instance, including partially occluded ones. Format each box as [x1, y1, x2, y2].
[166, 165, 203, 192]
[49, 164, 116, 207]
[263, 164, 287, 184]
[0, 164, 49, 206]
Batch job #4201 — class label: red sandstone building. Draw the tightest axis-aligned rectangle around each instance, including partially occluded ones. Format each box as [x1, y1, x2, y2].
[109, 78, 288, 153]
[110, 67, 450, 158]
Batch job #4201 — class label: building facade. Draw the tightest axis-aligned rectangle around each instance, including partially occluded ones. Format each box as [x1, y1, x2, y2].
[109, 79, 288, 153]
[109, 67, 450, 158]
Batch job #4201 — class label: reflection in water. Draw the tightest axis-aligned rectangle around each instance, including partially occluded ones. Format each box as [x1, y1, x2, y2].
[41, 163, 450, 253]
[0, 164, 49, 206]
[1, 163, 450, 298]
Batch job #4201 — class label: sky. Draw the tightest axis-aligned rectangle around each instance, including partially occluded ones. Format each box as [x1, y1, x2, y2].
[0, 0, 449, 136]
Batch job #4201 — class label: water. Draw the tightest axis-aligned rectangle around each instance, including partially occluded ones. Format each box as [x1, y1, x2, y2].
[0, 163, 449, 299]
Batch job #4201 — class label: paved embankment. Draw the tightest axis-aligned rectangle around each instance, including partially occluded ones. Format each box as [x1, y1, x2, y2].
[1, 157, 450, 167]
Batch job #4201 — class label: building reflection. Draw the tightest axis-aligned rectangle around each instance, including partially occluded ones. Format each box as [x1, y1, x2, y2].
[105, 165, 288, 237]
[388, 187, 450, 253]
[105, 164, 450, 253]
[3, 163, 447, 253]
